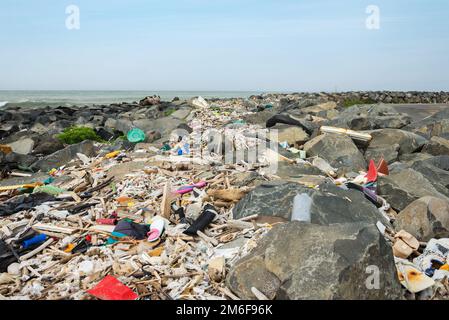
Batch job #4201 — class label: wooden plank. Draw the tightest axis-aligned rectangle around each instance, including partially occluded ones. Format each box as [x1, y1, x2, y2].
[320, 126, 372, 142]
[32, 223, 76, 235]
[160, 181, 172, 219]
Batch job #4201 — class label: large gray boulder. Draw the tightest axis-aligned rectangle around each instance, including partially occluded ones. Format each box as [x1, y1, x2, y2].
[227, 221, 404, 300]
[133, 117, 182, 136]
[303, 133, 367, 172]
[269, 124, 309, 146]
[377, 168, 449, 211]
[326, 104, 411, 130]
[31, 140, 97, 172]
[422, 136, 449, 156]
[364, 129, 428, 164]
[275, 161, 324, 179]
[31, 135, 65, 156]
[395, 196, 449, 242]
[411, 156, 449, 196]
[8, 138, 35, 155]
[0, 152, 37, 170]
[403, 109, 449, 139]
[233, 181, 387, 225]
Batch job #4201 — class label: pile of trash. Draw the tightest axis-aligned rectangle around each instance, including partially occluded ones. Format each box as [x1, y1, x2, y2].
[1, 94, 449, 300]
[0, 98, 280, 300]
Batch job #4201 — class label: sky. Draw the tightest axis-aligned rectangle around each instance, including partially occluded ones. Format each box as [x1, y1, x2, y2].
[0, 0, 448, 91]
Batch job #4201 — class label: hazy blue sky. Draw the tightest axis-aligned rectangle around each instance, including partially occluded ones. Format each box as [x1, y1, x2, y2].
[1, 0, 448, 91]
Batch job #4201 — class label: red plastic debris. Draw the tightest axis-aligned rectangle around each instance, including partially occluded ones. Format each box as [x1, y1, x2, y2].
[87, 275, 138, 300]
[96, 218, 118, 225]
[376, 157, 389, 176]
[366, 159, 378, 182]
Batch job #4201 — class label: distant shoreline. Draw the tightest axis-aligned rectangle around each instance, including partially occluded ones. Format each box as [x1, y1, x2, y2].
[1, 90, 449, 109]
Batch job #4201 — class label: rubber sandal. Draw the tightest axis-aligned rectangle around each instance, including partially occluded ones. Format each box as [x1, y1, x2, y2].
[147, 217, 165, 242]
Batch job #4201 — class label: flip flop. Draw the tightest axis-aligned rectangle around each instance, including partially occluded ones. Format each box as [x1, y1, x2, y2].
[147, 217, 165, 242]
[175, 181, 207, 195]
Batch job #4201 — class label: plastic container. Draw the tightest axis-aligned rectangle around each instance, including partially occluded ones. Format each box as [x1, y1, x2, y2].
[22, 234, 48, 249]
[291, 193, 312, 222]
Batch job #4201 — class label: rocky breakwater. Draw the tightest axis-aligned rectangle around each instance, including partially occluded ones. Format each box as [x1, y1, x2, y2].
[249, 91, 449, 108]
[226, 96, 449, 300]
[0, 96, 195, 173]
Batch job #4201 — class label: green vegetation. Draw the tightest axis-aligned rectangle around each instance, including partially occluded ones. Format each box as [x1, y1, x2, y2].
[342, 98, 377, 108]
[57, 126, 104, 145]
[164, 109, 175, 116]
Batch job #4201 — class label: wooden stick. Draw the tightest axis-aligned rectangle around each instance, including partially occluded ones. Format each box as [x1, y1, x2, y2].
[320, 126, 372, 142]
[217, 286, 241, 300]
[161, 182, 172, 219]
[251, 287, 269, 300]
[197, 230, 219, 246]
[238, 214, 258, 221]
[33, 223, 76, 235]
[20, 238, 54, 261]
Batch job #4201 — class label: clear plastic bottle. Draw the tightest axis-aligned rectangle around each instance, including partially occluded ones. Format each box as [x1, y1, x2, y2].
[291, 193, 312, 222]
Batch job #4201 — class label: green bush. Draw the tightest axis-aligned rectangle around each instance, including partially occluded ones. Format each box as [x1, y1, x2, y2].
[342, 98, 376, 108]
[57, 126, 104, 145]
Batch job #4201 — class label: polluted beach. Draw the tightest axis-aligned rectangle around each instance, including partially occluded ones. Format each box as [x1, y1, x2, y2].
[1, 91, 449, 300]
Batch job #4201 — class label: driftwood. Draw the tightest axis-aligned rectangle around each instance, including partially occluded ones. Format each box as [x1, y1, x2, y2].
[207, 188, 248, 202]
[320, 126, 372, 143]
[32, 223, 76, 235]
[20, 238, 54, 261]
[251, 287, 269, 300]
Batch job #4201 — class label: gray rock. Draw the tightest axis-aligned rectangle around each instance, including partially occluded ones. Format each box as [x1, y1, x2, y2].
[133, 117, 182, 136]
[269, 124, 309, 146]
[104, 118, 118, 130]
[114, 119, 133, 134]
[399, 153, 433, 166]
[403, 109, 449, 139]
[303, 133, 367, 172]
[411, 156, 449, 196]
[423, 136, 449, 156]
[377, 168, 449, 211]
[0, 152, 37, 170]
[395, 196, 449, 242]
[0, 123, 19, 140]
[32, 135, 64, 156]
[275, 161, 324, 179]
[227, 221, 403, 300]
[8, 138, 35, 155]
[233, 181, 386, 225]
[31, 140, 97, 172]
[300, 101, 337, 116]
[144, 130, 162, 143]
[327, 104, 411, 130]
[30, 123, 49, 135]
[364, 129, 428, 164]
[170, 108, 192, 120]
[364, 145, 399, 164]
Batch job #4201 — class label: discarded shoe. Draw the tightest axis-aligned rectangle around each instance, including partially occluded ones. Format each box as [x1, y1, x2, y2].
[184, 204, 217, 236]
[147, 217, 165, 242]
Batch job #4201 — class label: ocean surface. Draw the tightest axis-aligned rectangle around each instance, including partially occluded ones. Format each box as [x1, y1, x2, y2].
[0, 90, 264, 108]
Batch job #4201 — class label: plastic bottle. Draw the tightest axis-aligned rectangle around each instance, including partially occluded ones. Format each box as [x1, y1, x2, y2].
[22, 234, 48, 249]
[291, 193, 312, 222]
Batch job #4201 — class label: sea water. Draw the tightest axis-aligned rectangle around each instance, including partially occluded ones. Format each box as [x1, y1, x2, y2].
[0, 90, 262, 108]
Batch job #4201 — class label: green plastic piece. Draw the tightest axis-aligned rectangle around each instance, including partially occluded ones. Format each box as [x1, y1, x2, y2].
[127, 128, 146, 143]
